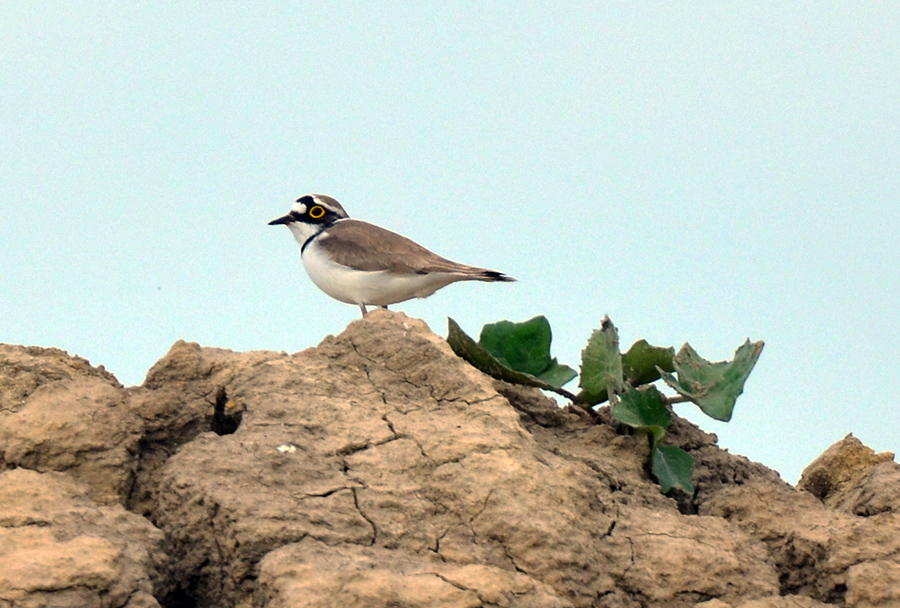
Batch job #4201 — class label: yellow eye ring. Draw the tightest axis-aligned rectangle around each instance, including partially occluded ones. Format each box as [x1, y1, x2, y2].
[309, 205, 326, 219]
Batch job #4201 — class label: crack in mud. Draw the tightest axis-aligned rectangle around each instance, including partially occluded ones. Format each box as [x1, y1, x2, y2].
[501, 542, 528, 575]
[351, 487, 377, 546]
[422, 571, 483, 602]
[294, 487, 355, 499]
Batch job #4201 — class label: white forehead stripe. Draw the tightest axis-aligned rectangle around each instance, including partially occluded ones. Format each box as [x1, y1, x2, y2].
[293, 202, 307, 214]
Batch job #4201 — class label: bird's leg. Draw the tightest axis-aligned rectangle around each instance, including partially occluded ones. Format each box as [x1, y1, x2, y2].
[359, 303, 368, 317]
[380, 305, 388, 310]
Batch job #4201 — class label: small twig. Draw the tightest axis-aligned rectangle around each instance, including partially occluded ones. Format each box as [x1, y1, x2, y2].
[663, 395, 691, 405]
[549, 385, 579, 403]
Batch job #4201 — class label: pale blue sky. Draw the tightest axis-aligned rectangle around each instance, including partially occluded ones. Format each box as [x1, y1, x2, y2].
[2, 3, 898, 484]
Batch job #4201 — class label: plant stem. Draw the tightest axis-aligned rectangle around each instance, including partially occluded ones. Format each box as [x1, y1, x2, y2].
[664, 395, 691, 405]
[552, 386, 579, 402]
[608, 389, 619, 409]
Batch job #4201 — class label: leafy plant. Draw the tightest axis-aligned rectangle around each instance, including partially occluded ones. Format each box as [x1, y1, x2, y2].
[447, 317, 577, 396]
[478, 316, 577, 388]
[447, 315, 763, 495]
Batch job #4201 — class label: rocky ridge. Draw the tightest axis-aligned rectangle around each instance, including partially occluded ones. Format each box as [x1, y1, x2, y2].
[0, 310, 897, 608]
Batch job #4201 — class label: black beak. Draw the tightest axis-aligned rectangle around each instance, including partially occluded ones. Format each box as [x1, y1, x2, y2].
[268, 214, 292, 226]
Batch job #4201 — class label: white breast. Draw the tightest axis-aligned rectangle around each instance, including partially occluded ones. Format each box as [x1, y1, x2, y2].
[301, 239, 465, 307]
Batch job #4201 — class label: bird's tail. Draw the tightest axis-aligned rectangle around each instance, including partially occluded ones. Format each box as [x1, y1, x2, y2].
[474, 269, 516, 282]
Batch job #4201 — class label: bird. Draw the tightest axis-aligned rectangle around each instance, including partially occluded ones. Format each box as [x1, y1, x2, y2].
[269, 194, 515, 317]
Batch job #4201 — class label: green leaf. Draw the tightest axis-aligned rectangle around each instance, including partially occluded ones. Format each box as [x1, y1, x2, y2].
[659, 340, 764, 422]
[651, 444, 695, 494]
[536, 358, 578, 388]
[612, 386, 671, 440]
[622, 339, 675, 386]
[447, 318, 566, 391]
[478, 316, 553, 377]
[578, 316, 624, 405]
[473, 315, 575, 388]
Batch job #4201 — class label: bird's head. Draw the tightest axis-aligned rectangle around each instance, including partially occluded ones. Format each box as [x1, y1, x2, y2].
[268, 194, 349, 245]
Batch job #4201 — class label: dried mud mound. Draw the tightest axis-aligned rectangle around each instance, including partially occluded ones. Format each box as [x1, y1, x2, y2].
[0, 310, 897, 608]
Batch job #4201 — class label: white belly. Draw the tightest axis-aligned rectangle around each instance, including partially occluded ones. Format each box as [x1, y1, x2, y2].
[301, 242, 464, 307]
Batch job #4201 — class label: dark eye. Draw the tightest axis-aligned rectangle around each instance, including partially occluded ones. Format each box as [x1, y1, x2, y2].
[309, 205, 326, 219]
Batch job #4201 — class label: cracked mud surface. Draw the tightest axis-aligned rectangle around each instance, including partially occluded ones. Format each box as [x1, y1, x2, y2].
[1, 310, 899, 608]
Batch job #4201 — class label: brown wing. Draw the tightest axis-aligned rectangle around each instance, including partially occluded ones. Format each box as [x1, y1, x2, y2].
[317, 220, 491, 276]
